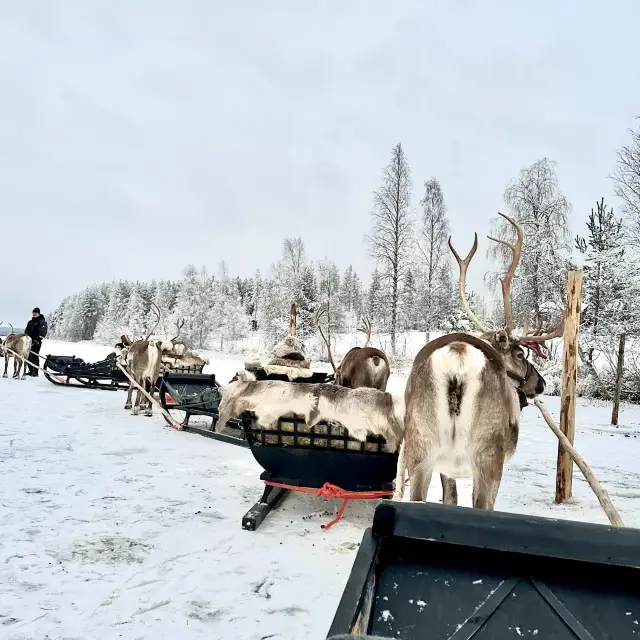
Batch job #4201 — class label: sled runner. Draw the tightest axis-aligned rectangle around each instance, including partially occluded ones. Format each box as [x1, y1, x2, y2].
[328, 500, 640, 639]
[241, 413, 398, 531]
[43, 353, 204, 391]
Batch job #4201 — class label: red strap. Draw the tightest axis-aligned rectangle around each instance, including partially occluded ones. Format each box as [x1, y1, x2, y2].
[264, 480, 392, 529]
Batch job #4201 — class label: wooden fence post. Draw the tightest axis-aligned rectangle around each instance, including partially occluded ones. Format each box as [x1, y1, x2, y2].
[555, 270, 583, 504]
[611, 332, 626, 426]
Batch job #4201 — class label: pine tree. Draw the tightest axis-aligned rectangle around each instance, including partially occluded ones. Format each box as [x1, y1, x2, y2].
[171, 266, 215, 349]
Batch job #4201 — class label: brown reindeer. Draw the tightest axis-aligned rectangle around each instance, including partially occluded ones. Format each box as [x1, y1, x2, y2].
[316, 309, 390, 391]
[393, 213, 562, 509]
[1, 326, 33, 380]
[123, 304, 164, 416]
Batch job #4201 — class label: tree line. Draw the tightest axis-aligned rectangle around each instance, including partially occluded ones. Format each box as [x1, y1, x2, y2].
[50, 118, 640, 400]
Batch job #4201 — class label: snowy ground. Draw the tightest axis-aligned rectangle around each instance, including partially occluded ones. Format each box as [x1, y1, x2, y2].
[2, 340, 640, 639]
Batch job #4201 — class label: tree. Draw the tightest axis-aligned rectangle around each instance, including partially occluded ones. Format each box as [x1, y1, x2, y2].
[417, 177, 451, 332]
[171, 265, 214, 349]
[366, 143, 414, 354]
[611, 117, 640, 244]
[575, 198, 625, 356]
[400, 269, 418, 331]
[316, 259, 343, 349]
[487, 158, 571, 328]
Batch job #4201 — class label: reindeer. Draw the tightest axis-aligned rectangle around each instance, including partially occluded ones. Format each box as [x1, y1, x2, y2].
[123, 304, 164, 416]
[168, 319, 187, 356]
[0, 322, 33, 380]
[316, 309, 390, 391]
[393, 213, 562, 509]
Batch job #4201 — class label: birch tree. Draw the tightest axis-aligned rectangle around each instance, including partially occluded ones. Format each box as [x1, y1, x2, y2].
[366, 143, 413, 354]
[487, 157, 571, 328]
[611, 117, 640, 244]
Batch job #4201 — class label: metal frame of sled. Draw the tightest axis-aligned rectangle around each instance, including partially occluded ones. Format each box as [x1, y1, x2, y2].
[328, 500, 640, 639]
[157, 371, 248, 447]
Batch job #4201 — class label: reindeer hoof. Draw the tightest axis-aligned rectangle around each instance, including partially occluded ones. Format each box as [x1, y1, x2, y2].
[124, 404, 132, 410]
[144, 412, 152, 418]
[131, 408, 140, 416]
[2, 375, 7, 379]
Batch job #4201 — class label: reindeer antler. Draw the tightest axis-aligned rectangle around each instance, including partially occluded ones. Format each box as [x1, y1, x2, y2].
[8, 323, 14, 334]
[315, 306, 337, 374]
[448, 233, 488, 333]
[357, 317, 372, 347]
[516, 318, 564, 345]
[171, 318, 185, 342]
[145, 303, 162, 341]
[487, 212, 523, 334]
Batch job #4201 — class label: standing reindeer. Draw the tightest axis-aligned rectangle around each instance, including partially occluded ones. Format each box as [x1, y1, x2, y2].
[316, 309, 390, 391]
[123, 304, 164, 416]
[0, 323, 33, 380]
[393, 213, 562, 509]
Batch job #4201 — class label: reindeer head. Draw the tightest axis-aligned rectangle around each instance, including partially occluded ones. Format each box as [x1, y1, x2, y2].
[449, 213, 563, 400]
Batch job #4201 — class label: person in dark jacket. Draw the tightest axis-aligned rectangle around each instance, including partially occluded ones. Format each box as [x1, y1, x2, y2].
[25, 307, 48, 377]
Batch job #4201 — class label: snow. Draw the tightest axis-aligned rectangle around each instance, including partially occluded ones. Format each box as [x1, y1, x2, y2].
[2, 340, 640, 638]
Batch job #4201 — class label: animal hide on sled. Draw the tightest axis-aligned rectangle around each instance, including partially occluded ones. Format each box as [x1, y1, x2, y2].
[216, 375, 405, 452]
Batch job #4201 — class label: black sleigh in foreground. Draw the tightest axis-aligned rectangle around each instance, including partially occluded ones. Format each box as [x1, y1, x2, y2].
[327, 500, 640, 639]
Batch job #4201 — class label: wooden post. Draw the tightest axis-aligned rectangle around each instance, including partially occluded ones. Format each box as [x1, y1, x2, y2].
[611, 332, 626, 426]
[555, 270, 583, 504]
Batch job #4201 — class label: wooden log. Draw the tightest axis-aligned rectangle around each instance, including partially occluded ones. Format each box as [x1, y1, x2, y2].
[556, 270, 583, 504]
[611, 332, 626, 426]
[536, 398, 624, 527]
[115, 363, 182, 430]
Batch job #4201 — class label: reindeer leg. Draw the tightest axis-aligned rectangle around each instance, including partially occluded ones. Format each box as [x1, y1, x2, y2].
[143, 378, 153, 417]
[14, 358, 19, 379]
[132, 385, 142, 416]
[3, 356, 8, 378]
[407, 452, 435, 503]
[472, 449, 504, 511]
[392, 440, 406, 501]
[440, 474, 458, 506]
[124, 382, 133, 410]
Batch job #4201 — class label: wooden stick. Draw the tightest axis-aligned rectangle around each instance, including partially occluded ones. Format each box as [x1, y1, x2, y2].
[536, 398, 624, 527]
[115, 363, 182, 430]
[556, 270, 583, 503]
[1, 345, 66, 383]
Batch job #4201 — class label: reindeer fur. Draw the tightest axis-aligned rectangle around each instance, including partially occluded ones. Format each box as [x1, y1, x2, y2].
[1, 334, 33, 379]
[216, 375, 405, 452]
[124, 339, 163, 416]
[335, 346, 390, 391]
[393, 333, 543, 509]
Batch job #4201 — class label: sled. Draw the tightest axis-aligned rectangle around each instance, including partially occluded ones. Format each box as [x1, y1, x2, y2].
[43, 353, 204, 391]
[157, 371, 247, 447]
[241, 413, 398, 531]
[327, 500, 640, 639]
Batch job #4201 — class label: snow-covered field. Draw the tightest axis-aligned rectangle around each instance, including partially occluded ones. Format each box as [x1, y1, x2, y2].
[2, 340, 640, 639]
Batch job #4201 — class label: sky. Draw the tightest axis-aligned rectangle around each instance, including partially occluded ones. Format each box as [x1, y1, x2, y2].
[1, 0, 639, 325]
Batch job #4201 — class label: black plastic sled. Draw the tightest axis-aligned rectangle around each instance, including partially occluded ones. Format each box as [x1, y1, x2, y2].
[43, 353, 204, 391]
[157, 371, 247, 447]
[328, 500, 640, 639]
[241, 414, 398, 531]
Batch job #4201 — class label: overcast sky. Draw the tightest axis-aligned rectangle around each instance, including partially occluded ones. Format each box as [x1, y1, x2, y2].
[1, 1, 639, 325]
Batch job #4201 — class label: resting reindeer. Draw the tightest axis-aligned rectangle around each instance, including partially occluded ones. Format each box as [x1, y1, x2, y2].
[393, 213, 562, 510]
[316, 310, 390, 391]
[216, 371, 405, 452]
[0, 325, 33, 380]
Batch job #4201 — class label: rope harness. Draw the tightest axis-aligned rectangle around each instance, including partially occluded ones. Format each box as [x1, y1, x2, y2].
[263, 480, 393, 530]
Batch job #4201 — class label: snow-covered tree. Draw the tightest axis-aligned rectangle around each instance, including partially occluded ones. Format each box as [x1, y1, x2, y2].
[171, 265, 215, 349]
[366, 143, 414, 354]
[487, 158, 571, 329]
[417, 177, 451, 332]
[611, 117, 640, 245]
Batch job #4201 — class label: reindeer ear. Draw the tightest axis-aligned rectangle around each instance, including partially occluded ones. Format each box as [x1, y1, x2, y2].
[493, 330, 510, 352]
